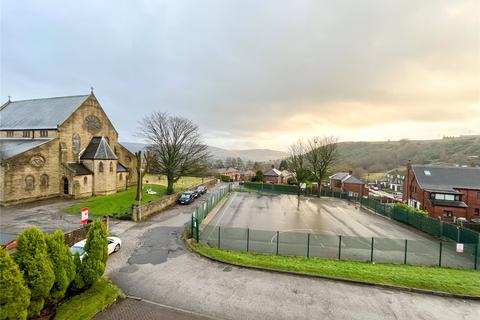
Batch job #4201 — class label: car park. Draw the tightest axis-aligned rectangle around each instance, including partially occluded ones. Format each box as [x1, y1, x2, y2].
[178, 191, 195, 204]
[70, 236, 122, 259]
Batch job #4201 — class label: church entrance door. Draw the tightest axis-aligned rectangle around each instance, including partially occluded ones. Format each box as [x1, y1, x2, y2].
[63, 178, 69, 195]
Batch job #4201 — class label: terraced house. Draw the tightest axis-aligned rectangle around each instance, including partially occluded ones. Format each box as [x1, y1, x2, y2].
[0, 93, 137, 206]
[403, 163, 480, 222]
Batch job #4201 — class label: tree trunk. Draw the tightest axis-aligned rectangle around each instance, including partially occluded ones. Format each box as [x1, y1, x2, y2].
[167, 175, 174, 195]
[317, 181, 322, 197]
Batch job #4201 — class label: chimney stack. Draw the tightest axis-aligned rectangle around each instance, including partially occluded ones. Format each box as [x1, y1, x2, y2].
[348, 170, 353, 175]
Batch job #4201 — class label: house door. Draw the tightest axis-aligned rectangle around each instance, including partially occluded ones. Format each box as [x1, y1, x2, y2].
[63, 178, 69, 195]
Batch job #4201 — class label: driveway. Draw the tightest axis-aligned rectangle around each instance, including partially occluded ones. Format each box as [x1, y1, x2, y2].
[105, 189, 480, 320]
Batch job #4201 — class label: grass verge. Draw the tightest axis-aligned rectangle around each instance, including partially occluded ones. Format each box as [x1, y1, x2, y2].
[54, 278, 122, 320]
[191, 243, 480, 297]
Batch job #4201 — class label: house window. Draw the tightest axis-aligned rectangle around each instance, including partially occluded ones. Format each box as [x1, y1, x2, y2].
[474, 208, 480, 216]
[23, 130, 31, 137]
[432, 193, 460, 201]
[83, 176, 88, 186]
[40, 130, 48, 137]
[109, 162, 114, 173]
[477, 192, 480, 200]
[25, 175, 35, 191]
[410, 185, 416, 193]
[98, 162, 104, 173]
[6, 131, 14, 137]
[40, 174, 49, 187]
[442, 210, 453, 218]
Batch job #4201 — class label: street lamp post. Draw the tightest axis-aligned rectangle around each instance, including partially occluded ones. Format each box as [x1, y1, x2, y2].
[138, 168, 144, 222]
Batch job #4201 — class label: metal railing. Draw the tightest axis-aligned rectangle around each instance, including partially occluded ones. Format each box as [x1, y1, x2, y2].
[200, 226, 479, 270]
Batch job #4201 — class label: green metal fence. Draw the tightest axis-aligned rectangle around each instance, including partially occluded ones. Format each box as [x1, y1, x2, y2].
[200, 226, 479, 270]
[243, 182, 480, 245]
[191, 184, 232, 241]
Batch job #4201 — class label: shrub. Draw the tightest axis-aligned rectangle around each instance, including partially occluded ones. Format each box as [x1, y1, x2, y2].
[82, 220, 108, 286]
[71, 253, 85, 291]
[0, 248, 30, 320]
[218, 175, 231, 182]
[46, 230, 76, 303]
[251, 170, 264, 182]
[395, 203, 428, 215]
[14, 227, 55, 317]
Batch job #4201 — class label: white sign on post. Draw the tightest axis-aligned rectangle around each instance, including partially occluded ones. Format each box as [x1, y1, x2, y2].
[81, 207, 89, 224]
[456, 243, 464, 253]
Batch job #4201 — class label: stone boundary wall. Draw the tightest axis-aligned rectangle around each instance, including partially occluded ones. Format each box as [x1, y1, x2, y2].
[131, 179, 217, 222]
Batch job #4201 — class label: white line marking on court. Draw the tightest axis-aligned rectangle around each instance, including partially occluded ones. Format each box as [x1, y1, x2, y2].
[269, 229, 314, 243]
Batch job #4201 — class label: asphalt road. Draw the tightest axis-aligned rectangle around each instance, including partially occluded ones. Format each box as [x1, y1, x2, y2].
[0, 197, 83, 236]
[105, 188, 480, 320]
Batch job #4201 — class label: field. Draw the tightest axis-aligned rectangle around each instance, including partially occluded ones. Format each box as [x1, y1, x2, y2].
[143, 175, 205, 190]
[202, 192, 478, 270]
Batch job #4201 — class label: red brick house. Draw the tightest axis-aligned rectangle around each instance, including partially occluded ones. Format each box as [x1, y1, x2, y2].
[329, 171, 369, 197]
[263, 166, 292, 184]
[209, 167, 240, 181]
[403, 164, 480, 222]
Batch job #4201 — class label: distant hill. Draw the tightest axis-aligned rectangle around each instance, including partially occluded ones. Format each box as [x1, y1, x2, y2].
[336, 136, 480, 174]
[120, 142, 287, 162]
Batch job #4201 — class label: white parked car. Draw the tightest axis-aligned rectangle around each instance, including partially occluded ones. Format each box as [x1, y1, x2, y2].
[70, 236, 122, 259]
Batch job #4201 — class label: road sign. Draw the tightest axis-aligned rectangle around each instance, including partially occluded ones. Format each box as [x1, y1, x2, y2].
[456, 243, 464, 253]
[81, 208, 89, 224]
[300, 183, 306, 190]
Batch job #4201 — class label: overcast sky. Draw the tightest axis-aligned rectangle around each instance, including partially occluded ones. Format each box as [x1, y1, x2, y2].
[1, 0, 479, 150]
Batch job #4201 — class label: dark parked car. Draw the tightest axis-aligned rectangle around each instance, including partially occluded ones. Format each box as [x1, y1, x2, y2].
[196, 185, 207, 195]
[178, 191, 195, 204]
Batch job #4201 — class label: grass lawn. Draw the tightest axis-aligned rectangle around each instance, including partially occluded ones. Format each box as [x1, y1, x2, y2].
[192, 243, 480, 297]
[64, 184, 167, 216]
[143, 174, 205, 191]
[54, 278, 122, 320]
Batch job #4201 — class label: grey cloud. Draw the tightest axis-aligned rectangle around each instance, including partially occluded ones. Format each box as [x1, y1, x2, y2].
[1, 0, 478, 148]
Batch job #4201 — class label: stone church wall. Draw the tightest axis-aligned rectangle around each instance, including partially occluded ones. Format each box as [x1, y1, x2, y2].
[58, 95, 119, 163]
[92, 160, 117, 195]
[73, 174, 93, 199]
[1, 140, 60, 205]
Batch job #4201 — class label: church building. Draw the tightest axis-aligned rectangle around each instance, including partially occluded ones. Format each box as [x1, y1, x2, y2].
[0, 93, 137, 206]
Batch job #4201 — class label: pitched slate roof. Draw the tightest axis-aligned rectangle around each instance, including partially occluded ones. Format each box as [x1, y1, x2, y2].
[343, 175, 365, 185]
[209, 167, 239, 174]
[0, 138, 54, 160]
[116, 162, 128, 172]
[80, 136, 117, 160]
[0, 95, 90, 130]
[264, 168, 282, 177]
[330, 172, 350, 180]
[66, 163, 93, 176]
[430, 199, 468, 208]
[411, 165, 480, 192]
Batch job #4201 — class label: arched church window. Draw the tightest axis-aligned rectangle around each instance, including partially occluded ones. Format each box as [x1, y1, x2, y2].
[25, 175, 35, 191]
[110, 162, 114, 173]
[83, 176, 88, 186]
[99, 162, 104, 173]
[40, 174, 49, 187]
[72, 133, 81, 154]
[119, 173, 123, 181]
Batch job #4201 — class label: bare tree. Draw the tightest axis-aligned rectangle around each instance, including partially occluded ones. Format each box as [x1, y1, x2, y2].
[134, 150, 156, 201]
[287, 139, 311, 208]
[139, 112, 210, 195]
[306, 136, 338, 196]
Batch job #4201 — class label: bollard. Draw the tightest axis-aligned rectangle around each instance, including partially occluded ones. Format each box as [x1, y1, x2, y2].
[404, 239, 408, 264]
[438, 242, 443, 267]
[370, 237, 374, 263]
[276, 231, 280, 255]
[246, 228, 250, 252]
[338, 235, 342, 260]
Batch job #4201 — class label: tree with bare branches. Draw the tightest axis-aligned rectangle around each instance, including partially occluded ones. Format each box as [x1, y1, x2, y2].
[139, 112, 210, 195]
[306, 136, 338, 196]
[287, 139, 311, 208]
